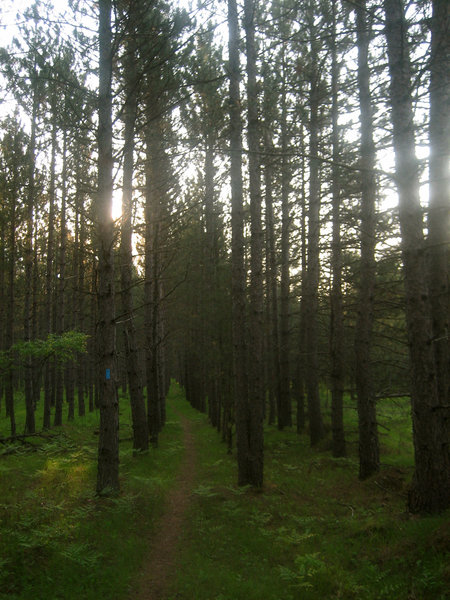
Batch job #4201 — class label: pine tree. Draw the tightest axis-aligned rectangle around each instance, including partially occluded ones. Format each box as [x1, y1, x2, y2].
[95, 0, 119, 495]
[354, 0, 379, 479]
[384, 0, 450, 513]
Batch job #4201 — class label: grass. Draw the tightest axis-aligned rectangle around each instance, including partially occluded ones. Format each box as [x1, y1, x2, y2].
[0, 390, 184, 600]
[170, 394, 449, 600]
[1, 385, 449, 600]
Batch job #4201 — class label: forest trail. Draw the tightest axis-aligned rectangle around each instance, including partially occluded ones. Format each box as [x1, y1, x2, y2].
[129, 412, 196, 600]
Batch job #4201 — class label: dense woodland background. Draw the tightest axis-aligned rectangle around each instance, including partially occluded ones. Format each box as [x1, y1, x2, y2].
[0, 0, 448, 517]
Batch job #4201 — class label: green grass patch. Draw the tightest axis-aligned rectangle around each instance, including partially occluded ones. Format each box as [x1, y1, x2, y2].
[169, 395, 449, 600]
[0, 388, 185, 600]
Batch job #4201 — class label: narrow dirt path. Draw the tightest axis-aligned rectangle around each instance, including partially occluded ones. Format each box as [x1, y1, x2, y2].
[130, 413, 196, 600]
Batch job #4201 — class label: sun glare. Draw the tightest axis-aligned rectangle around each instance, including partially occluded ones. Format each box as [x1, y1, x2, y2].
[112, 190, 122, 222]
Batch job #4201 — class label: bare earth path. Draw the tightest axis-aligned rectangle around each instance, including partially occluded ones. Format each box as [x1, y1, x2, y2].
[130, 413, 196, 600]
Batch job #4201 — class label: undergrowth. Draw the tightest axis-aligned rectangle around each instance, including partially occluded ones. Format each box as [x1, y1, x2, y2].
[170, 393, 449, 600]
[1, 386, 449, 600]
[0, 390, 184, 600]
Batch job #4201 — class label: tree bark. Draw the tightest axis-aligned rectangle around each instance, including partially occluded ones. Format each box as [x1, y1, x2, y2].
[228, 0, 250, 486]
[355, 0, 379, 478]
[63, 131, 75, 423]
[43, 101, 57, 429]
[304, 29, 324, 446]
[243, 0, 264, 487]
[88, 260, 98, 413]
[96, 0, 120, 495]
[296, 125, 307, 435]
[74, 166, 86, 418]
[279, 51, 292, 430]
[144, 120, 162, 449]
[203, 137, 221, 430]
[5, 148, 18, 437]
[263, 125, 280, 427]
[428, 0, 449, 412]
[120, 20, 149, 453]
[54, 131, 68, 427]
[384, 0, 450, 513]
[23, 71, 38, 436]
[330, 0, 346, 458]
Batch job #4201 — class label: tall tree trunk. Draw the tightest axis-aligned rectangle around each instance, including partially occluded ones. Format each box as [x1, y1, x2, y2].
[279, 51, 292, 429]
[262, 64, 280, 426]
[144, 120, 162, 448]
[355, 0, 379, 478]
[74, 172, 86, 417]
[65, 264, 75, 423]
[5, 177, 17, 436]
[157, 282, 167, 427]
[54, 132, 68, 427]
[96, 0, 119, 495]
[31, 217, 40, 408]
[23, 74, 38, 435]
[88, 260, 98, 413]
[243, 0, 264, 487]
[330, 0, 346, 458]
[144, 109, 170, 443]
[43, 103, 57, 429]
[228, 0, 249, 486]
[120, 27, 148, 453]
[296, 125, 307, 435]
[203, 138, 221, 429]
[384, 0, 450, 513]
[263, 126, 280, 427]
[428, 0, 449, 411]
[304, 33, 324, 446]
[65, 183, 75, 423]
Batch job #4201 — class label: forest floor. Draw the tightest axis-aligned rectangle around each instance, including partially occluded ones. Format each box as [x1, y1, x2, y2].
[1, 383, 449, 600]
[130, 412, 197, 600]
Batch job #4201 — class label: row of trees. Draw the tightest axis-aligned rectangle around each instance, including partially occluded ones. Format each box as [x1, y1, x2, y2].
[0, 0, 448, 512]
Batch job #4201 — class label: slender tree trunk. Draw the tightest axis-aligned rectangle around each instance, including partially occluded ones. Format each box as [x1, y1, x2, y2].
[74, 175, 86, 417]
[243, 0, 264, 487]
[157, 283, 167, 426]
[263, 128, 280, 427]
[330, 0, 346, 458]
[304, 44, 324, 446]
[65, 200, 75, 423]
[355, 0, 379, 478]
[228, 0, 249, 486]
[43, 104, 57, 429]
[88, 260, 98, 413]
[23, 75, 38, 435]
[6, 184, 17, 436]
[120, 28, 148, 452]
[54, 132, 68, 427]
[279, 52, 292, 429]
[296, 125, 307, 435]
[96, 0, 120, 495]
[144, 122, 160, 448]
[262, 68, 280, 426]
[428, 0, 449, 410]
[144, 110, 170, 446]
[65, 369, 75, 421]
[31, 218, 40, 408]
[203, 138, 221, 429]
[66, 285, 75, 422]
[384, 0, 450, 513]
